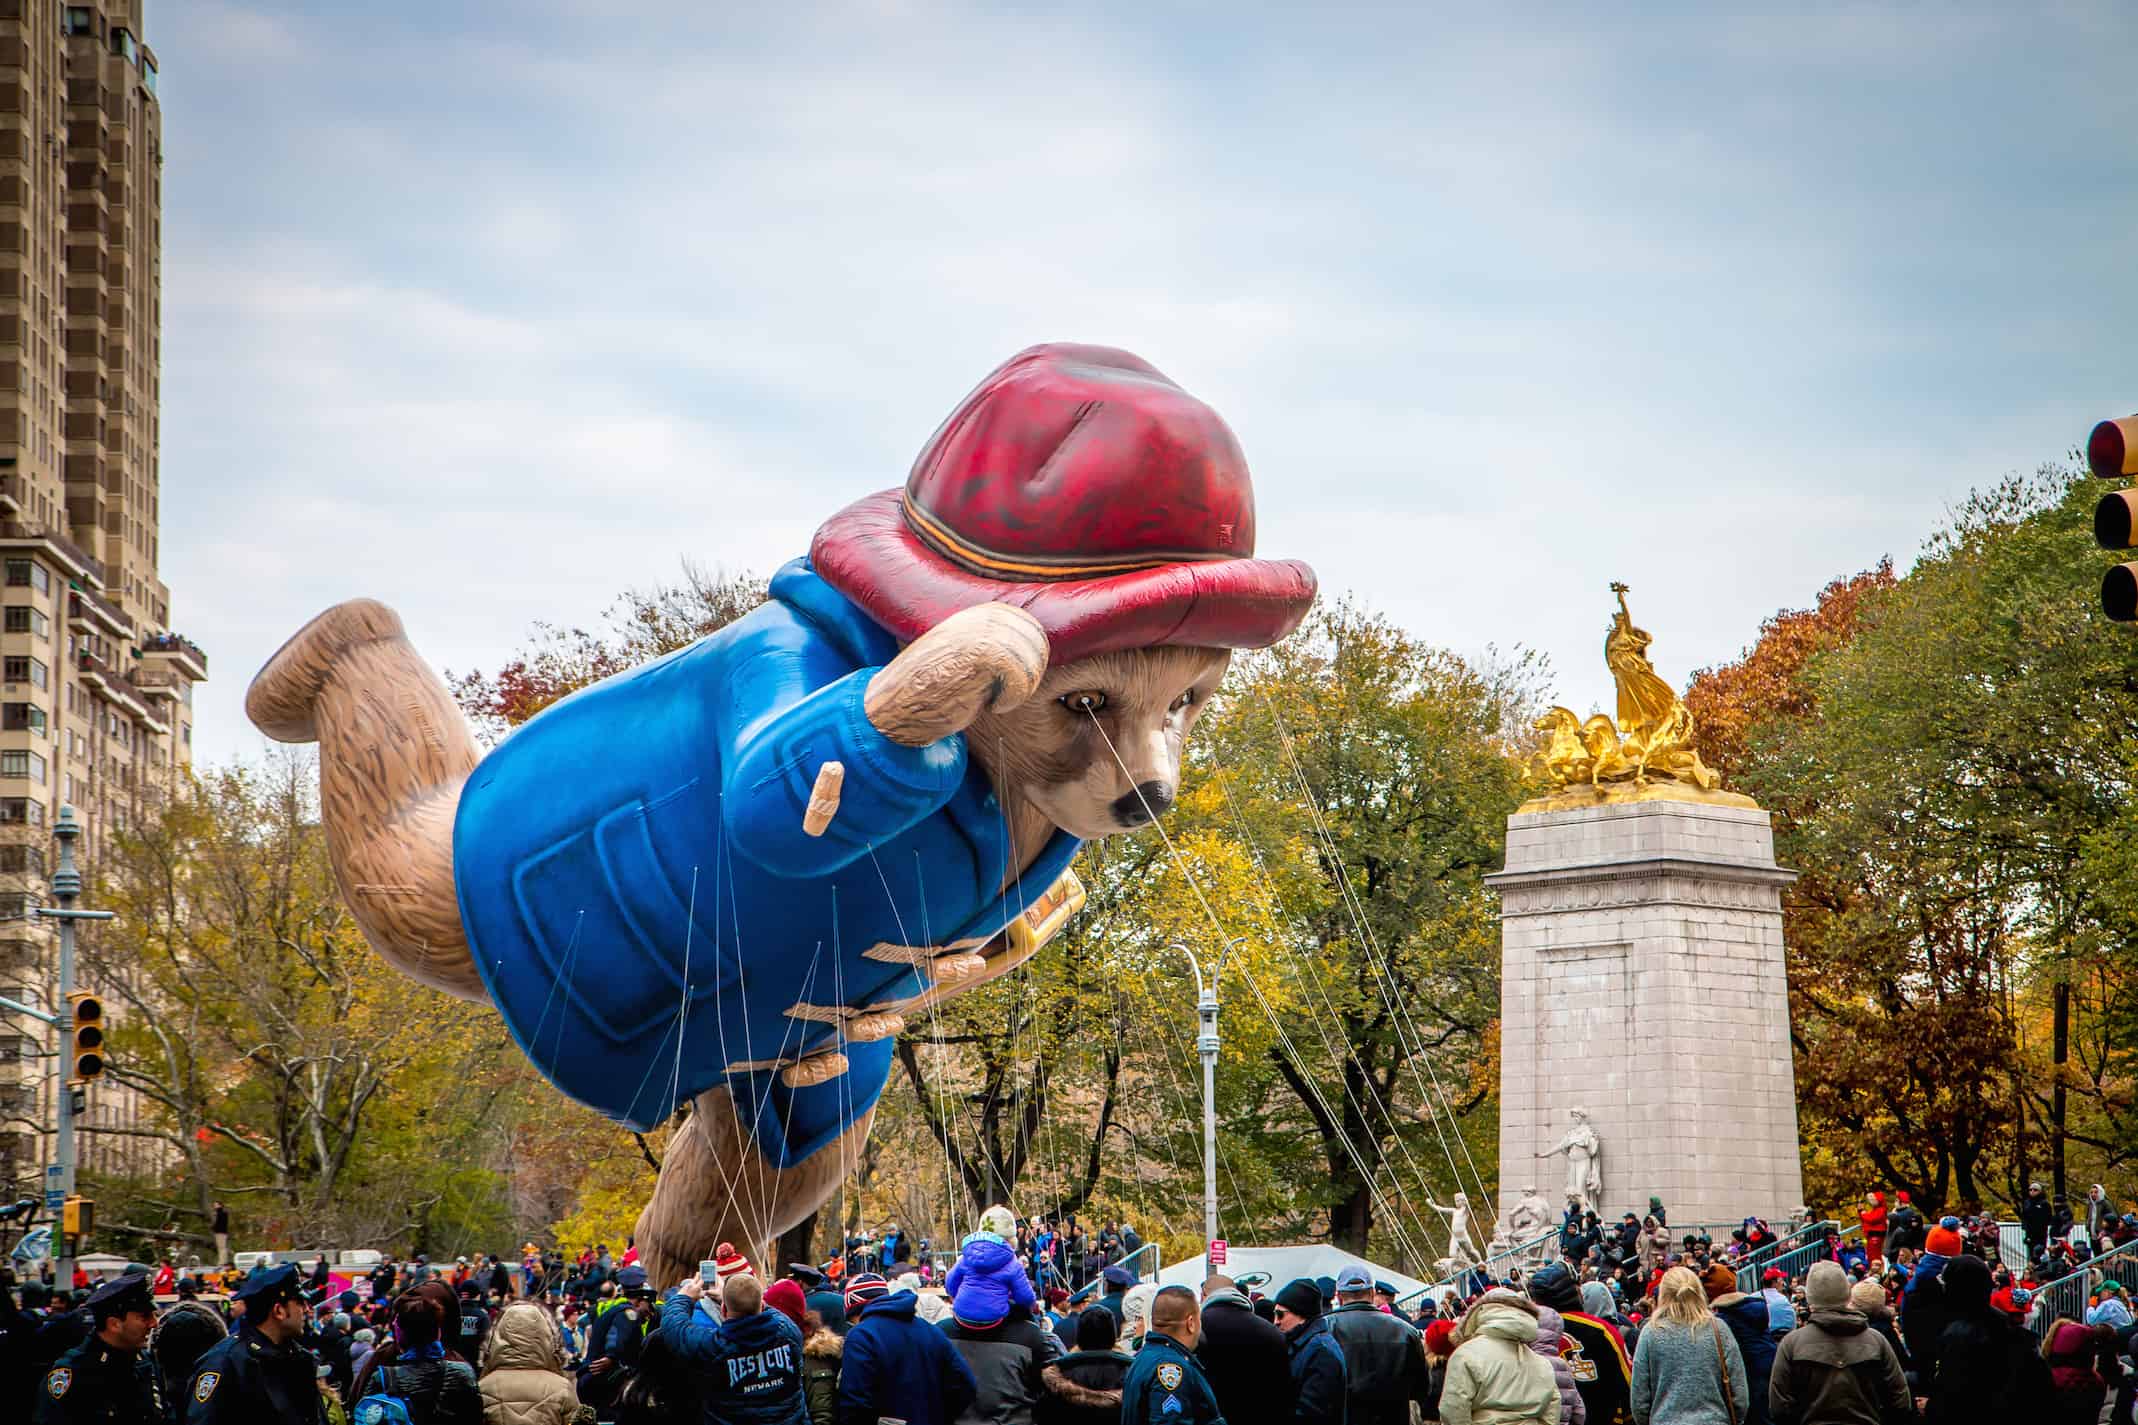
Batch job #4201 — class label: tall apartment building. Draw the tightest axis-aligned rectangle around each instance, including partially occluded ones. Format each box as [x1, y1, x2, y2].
[0, 1, 204, 1197]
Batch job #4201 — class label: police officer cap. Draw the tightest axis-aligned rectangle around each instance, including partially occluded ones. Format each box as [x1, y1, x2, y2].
[787, 1262, 827, 1287]
[615, 1264, 649, 1293]
[1102, 1265, 1136, 1288]
[85, 1271, 154, 1320]
[233, 1262, 304, 1309]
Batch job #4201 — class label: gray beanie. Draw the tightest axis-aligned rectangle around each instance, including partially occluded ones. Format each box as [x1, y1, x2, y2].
[1805, 1261, 1851, 1312]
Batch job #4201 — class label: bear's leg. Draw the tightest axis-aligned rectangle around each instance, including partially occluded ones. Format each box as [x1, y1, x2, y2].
[245, 599, 486, 1001]
[632, 1086, 876, 1290]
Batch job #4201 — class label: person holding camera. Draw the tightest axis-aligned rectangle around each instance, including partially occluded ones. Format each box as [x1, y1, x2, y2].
[659, 1271, 807, 1425]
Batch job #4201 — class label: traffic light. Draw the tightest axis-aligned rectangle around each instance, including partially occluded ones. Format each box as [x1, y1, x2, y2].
[60, 1195, 92, 1238]
[2090, 414, 2138, 620]
[66, 990, 102, 1083]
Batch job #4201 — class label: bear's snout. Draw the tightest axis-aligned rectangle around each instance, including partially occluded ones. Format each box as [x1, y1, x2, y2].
[1111, 781, 1175, 828]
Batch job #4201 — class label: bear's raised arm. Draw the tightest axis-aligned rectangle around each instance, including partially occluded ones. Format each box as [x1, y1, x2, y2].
[720, 655, 970, 879]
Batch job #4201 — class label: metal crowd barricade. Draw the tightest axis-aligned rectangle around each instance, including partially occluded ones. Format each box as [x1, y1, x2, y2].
[1064, 1240, 1163, 1305]
[1735, 1221, 1852, 1293]
[2027, 1238, 2138, 1339]
[1997, 1222, 2028, 1273]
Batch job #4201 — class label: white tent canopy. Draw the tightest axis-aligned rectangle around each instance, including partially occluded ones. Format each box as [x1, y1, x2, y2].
[1154, 1244, 1432, 1300]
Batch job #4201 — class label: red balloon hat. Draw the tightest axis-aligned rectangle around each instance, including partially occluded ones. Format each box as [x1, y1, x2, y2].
[812, 343, 1318, 665]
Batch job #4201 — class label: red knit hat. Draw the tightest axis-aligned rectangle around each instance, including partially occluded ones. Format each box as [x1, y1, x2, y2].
[713, 1242, 754, 1283]
[763, 1278, 807, 1333]
[1925, 1225, 1965, 1257]
[1424, 1319, 1456, 1356]
[812, 344, 1318, 668]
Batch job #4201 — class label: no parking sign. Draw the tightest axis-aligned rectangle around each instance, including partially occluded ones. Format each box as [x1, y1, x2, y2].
[1209, 1239, 1227, 1266]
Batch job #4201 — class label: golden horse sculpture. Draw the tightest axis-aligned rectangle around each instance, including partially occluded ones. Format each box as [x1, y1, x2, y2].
[1533, 583, 1722, 795]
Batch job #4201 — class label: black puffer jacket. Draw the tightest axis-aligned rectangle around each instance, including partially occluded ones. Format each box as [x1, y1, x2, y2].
[357, 1353, 484, 1424]
[1321, 1302, 1424, 1425]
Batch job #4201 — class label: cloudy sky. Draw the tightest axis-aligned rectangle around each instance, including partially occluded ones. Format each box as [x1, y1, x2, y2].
[155, 1, 2138, 765]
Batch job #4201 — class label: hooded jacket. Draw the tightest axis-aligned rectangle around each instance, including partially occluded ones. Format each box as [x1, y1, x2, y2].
[1922, 1256, 2054, 1425]
[1527, 1308, 1585, 1425]
[659, 1292, 809, 1425]
[477, 1303, 582, 1425]
[803, 1328, 841, 1425]
[1766, 1308, 1909, 1425]
[837, 1291, 979, 1425]
[950, 1240, 1041, 1330]
[1036, 1349, 1131, 1425]
[1438, 1294, 1559, 1425]
[1196, 1291, 1294, 1425]
[2042, 1320, 2119, 1425]
[940, 1312, 1064, 1425]
[1709, 1294, 1777, 1425]
[1324, 1300, 1426, 1425]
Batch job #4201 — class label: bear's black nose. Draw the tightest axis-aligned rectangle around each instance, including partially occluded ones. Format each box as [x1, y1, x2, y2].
[1112, 781, 1175, 827]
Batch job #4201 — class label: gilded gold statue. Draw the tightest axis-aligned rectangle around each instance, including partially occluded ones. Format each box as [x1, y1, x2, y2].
[1533, 583, 1722, 797]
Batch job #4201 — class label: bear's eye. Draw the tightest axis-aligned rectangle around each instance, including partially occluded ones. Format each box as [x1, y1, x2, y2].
[1058, 691, 1107, 715]
[1170, 689, 1199, 713]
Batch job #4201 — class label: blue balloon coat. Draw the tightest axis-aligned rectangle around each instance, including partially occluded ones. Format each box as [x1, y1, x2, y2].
[454, 557, 1081, 1166]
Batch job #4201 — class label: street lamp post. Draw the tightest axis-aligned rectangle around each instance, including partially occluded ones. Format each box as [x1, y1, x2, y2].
[1172, 939, 1242, 1265]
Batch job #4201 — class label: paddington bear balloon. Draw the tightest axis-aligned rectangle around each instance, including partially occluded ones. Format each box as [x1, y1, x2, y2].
[246, 344, 1317, 1283]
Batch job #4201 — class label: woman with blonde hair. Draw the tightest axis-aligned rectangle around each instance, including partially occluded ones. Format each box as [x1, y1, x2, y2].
[1628, 1267, 1747, 1425]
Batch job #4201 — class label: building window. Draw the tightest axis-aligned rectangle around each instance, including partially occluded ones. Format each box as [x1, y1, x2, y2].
[61, 7, 91, 37]
[2, 657, 44, 688]
[0, 890, 39, 919]
[0, 798, 39, 826]
[2, 607, 44, 637]
[111, 27, 136, 62]
[0, 844, 45, 875]
[1, 704, 42, 735]
[0, 750, 43, 783]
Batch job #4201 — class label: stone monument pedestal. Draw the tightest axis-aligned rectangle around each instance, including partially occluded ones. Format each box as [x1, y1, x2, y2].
[1487, 787, 1804, 1231]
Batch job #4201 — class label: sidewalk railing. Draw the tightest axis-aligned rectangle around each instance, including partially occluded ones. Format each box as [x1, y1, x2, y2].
[2027, 1237, 2138, 1338]
[1735, 1221, 1850, 1293]
[1065, 1240, 1163, 1304]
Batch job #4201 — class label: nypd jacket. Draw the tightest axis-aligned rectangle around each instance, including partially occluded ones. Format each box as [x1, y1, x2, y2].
[1122, 1331, 1224, 1425]
[658, 1293, 808, 1425]
[835, 1291, 978, 1425]
[182, 1323, 325, 1425]
[455, 559, 1084, 1166]
[31, 1336, 161, 1425]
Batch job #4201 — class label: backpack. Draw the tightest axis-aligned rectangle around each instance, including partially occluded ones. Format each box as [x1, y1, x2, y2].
[353, 1362, 474, 1425]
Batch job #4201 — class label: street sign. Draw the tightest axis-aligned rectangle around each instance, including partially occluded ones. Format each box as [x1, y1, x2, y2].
[1209, 1238, 1227, 1266]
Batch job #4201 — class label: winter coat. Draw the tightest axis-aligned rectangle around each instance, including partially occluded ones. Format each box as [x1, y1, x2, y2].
[478, 1303, 583, 1425]
[357, 1351, 485, 1425]
[2019, 1196, 2053, 1247]
[1765, 1309, 1909, 1425]
[1709, 1295, 1777, 1425]
[941, 1313, 1065, 1425]
[1918, 1260, 2054, 1425]
[836, 1292, 979, 1425]
[1528, 1308, 1586, 1425]
[1283, 1315, 1348, 1425]
[658, 1294, 809, 1425]
[1897, 1260, 1950, 1381]
[950, 1240, 1042, 1330]
[1036, 1349, 1130, 1425]
[455, 557, 1088, 1161]
[1122, 1333, 1223, 1425]
[1439, 1296, 1560, 1425]
[2040, 1321, 2118, 1425]
[1856, 1307, 1908, 1382]
[1324, 1300, 1427, 1425]
[804, 1329, 841, 1425]
[1627, 1318, 1748, 1425]
[1196, 1294, 1295, 1425]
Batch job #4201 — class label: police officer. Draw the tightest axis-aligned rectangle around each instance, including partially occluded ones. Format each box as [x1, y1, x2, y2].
[1122, 1285, 1225, 1425]
[31, 1272, 161, 1424]
[182, 1263, 324, 1424]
